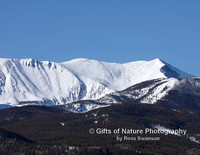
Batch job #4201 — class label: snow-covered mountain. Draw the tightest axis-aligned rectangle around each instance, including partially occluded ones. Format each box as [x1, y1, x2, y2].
[98, 78, 200, 109]
[0, 58, 194, 108]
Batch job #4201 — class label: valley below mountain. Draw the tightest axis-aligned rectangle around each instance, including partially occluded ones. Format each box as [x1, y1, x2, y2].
[0, 104, 200, 154]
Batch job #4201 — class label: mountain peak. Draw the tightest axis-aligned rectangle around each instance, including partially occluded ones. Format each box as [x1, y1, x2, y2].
[146, 58, 194, 78]
[149, 58, 166, 66]
[152, 58, 163, 61]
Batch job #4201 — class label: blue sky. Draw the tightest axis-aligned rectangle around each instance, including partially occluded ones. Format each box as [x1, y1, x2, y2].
[0, 0, 200, 76]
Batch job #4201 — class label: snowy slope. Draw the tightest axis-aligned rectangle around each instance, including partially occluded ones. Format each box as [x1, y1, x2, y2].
[98, 78, 200, 109]
[0, 58, 194, 108]
[98, 78, 179, 104]
[62, 58, 193, 91]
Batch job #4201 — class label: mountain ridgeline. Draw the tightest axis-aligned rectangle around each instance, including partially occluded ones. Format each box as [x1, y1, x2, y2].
[0, 58, 196, 111]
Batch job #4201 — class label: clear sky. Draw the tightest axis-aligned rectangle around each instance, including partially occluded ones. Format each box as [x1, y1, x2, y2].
[0, 0, 200, 76]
